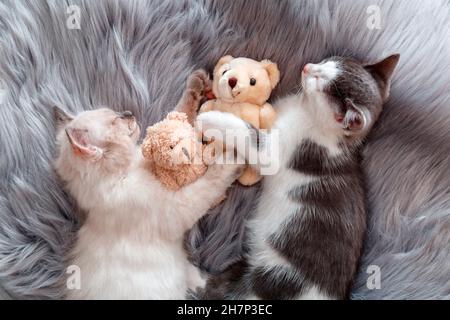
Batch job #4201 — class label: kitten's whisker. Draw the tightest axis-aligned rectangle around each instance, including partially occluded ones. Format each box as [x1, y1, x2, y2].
[296, 83, 304, 96]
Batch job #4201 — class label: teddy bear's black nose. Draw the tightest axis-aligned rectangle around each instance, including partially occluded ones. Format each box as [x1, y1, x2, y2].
[228, 77, 237, 89]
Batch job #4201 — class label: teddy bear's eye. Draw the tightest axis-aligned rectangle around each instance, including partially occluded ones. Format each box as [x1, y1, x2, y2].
[250, 78, 257, 86]
[222, 70, 228, 76]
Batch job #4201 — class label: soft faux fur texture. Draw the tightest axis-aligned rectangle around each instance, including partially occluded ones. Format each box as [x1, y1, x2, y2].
[0, 0, 449, 299]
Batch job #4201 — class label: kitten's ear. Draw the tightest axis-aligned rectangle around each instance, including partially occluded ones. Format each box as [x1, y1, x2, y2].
[365, 54, 400, 100]
[342, 99, 367, 134]
[65, 128, 102, 159]
[53, 105, 73, 130]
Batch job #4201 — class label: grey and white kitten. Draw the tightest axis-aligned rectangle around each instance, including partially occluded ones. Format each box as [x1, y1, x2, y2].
[196, 54, 400, 299]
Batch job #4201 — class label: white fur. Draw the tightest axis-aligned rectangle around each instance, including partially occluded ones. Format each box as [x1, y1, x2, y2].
[56, 111, 241, 300]
[303, 61, 339, 92]
[297, 285, 334, 300]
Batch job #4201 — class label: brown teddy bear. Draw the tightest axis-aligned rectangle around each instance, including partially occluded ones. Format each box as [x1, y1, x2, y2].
[199, 56, 280, 186]
[141, 70, 215, 191]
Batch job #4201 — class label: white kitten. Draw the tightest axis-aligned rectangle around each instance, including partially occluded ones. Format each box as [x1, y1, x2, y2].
[53, 107, 242, 299]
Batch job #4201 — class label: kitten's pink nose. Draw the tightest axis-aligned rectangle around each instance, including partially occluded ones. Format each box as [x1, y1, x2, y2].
[228, 77, 238, 89]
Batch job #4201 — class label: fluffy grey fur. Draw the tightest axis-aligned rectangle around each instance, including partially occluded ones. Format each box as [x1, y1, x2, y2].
[0, 0, 449, 299]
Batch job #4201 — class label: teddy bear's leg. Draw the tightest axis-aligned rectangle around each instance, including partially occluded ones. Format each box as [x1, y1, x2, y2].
[238, 165, 262, 186]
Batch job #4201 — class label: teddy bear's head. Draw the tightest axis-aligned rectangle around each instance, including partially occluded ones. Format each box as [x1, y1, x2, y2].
[212, 56, 280, 105]
[142, 111, 203, 170]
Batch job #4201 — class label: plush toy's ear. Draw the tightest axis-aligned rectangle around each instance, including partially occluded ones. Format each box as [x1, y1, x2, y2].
[260, 59, 280, 89]
[214, 55, 234, 74]
[65, 128, 102, 159]
[364, 54, 400, 100]
[342, 98, 367, 134]
[53, 105, 73, 130]
[167, 111, 188, 122]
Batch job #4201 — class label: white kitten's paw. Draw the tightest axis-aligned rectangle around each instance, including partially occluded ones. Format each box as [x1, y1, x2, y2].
[196, 111, 228, 141]
[196, 111, 249, 143]
[224, 149, 244, 167]
[186, 69, 211, 97]
[207, 150, 244, 180]
[220, 150, 245, 178]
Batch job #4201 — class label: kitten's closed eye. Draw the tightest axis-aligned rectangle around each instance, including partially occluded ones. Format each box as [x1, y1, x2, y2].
[117, 111, 134, 119]
[111, 111, 138, 136]
[113, 110, 134, 123]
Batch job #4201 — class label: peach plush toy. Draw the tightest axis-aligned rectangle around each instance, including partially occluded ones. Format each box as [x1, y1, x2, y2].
[141, 70, 215, 191]
[199, 56, 280, 186]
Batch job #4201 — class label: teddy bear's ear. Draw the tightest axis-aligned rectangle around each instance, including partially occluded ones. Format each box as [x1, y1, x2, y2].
[214, 55, 234, 74]
[261, 59, 280, 89]
[167, 111, 188, 122]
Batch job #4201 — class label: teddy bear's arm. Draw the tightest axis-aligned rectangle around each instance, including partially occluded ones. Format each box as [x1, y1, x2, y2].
[259, 103, 277, 129]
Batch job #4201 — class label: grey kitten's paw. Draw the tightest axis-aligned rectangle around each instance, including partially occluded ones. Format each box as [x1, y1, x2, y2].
[186, 69, 211, 97]
[177, 69, 212, 122]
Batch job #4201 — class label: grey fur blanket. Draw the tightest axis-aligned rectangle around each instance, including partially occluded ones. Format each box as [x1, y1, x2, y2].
[0, 0, 449, 299]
